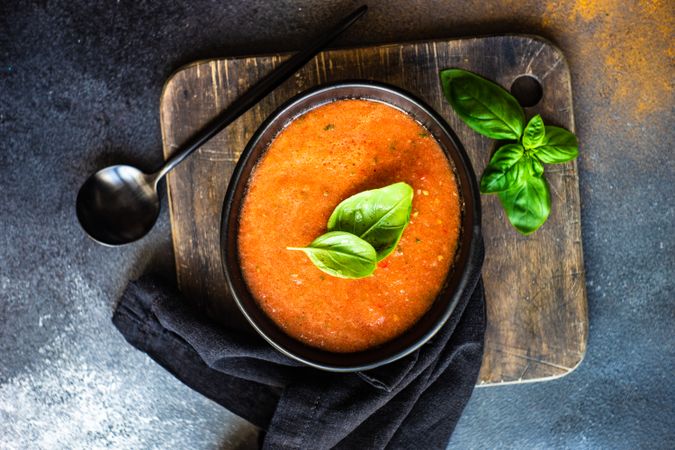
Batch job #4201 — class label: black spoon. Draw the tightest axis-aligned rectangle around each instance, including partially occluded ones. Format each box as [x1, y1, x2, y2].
[76, 5, 367, 246]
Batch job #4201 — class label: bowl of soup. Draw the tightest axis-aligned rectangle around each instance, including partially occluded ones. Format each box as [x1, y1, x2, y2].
[221, 81, 481, 371]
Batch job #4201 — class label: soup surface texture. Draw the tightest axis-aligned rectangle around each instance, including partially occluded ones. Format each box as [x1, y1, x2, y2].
[238, 99, 461, 352]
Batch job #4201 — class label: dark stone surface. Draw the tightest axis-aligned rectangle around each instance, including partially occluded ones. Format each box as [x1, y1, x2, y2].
[0, 1, 672, 448]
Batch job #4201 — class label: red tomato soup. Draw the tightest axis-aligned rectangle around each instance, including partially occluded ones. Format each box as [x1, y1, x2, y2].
[238, 99, 461, 352]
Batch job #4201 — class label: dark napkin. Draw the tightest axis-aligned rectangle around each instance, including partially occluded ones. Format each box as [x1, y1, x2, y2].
[112, 243, 485, 449]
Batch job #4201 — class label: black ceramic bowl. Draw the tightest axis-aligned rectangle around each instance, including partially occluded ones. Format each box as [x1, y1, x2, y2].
[221, 81, 481, 372]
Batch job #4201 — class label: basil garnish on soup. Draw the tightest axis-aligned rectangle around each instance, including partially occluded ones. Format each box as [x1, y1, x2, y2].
[288, 182, 414, 278]
[287, 231, 378, 279]
[327, 182, 414, 261]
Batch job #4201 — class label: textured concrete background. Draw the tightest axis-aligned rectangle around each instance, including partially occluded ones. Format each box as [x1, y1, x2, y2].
[1, 1, 673, 448]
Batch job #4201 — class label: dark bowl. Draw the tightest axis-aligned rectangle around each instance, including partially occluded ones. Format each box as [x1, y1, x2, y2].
[221, 81, 481, 372]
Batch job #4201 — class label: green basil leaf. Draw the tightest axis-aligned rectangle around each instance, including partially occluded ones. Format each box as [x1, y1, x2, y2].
[327, 182, 413, 261]
[287, 231, 377, 279]
[480, 144, 525, 193]
[522, 114, 545, 149]
[440, 68, 525, 140]
[529, 155, 545, 177]
[534, 126, 579, 163]
[497, 172, 551, 235]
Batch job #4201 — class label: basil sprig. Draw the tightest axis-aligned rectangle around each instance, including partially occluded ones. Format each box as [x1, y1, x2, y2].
[440, 68, 579, 235]
[288, 182, 414, 278]
[327, 182, 413, 261]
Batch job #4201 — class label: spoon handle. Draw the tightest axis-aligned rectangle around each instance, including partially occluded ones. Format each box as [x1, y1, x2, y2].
[154, 5, 368, 182]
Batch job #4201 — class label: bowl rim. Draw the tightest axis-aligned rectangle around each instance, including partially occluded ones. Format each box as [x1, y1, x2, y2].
[221, 80, 481, 372]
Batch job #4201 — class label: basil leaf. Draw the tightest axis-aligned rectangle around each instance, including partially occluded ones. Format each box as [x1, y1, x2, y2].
[522, 114, 545, 149]
[529, 155, 545, 177]
[327, 182, 413, 261]
[534, 126, 579, 163]
[287, 231, 377, 279]
[498, 172, 551, 235]
[480, 144, 525, 193]
[440, 68, 525, 140]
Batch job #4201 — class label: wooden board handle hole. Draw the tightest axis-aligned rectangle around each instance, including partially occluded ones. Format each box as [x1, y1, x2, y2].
[511, 75, 543, 108]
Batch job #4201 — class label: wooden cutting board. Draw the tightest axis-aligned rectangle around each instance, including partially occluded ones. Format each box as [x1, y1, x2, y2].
[160, 35, 587, 385]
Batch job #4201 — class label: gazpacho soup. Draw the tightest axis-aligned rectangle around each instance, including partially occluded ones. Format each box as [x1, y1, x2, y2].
[238, 99, 461, 352]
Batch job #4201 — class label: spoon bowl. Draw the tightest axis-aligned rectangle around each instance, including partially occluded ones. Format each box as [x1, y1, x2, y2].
[76, 165, 160, 245]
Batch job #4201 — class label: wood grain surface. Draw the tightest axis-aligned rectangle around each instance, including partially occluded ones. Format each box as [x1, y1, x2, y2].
[159, 35, 587, 385]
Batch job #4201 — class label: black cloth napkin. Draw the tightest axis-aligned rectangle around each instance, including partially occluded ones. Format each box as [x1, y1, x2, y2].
[112, 243, 485, 449]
